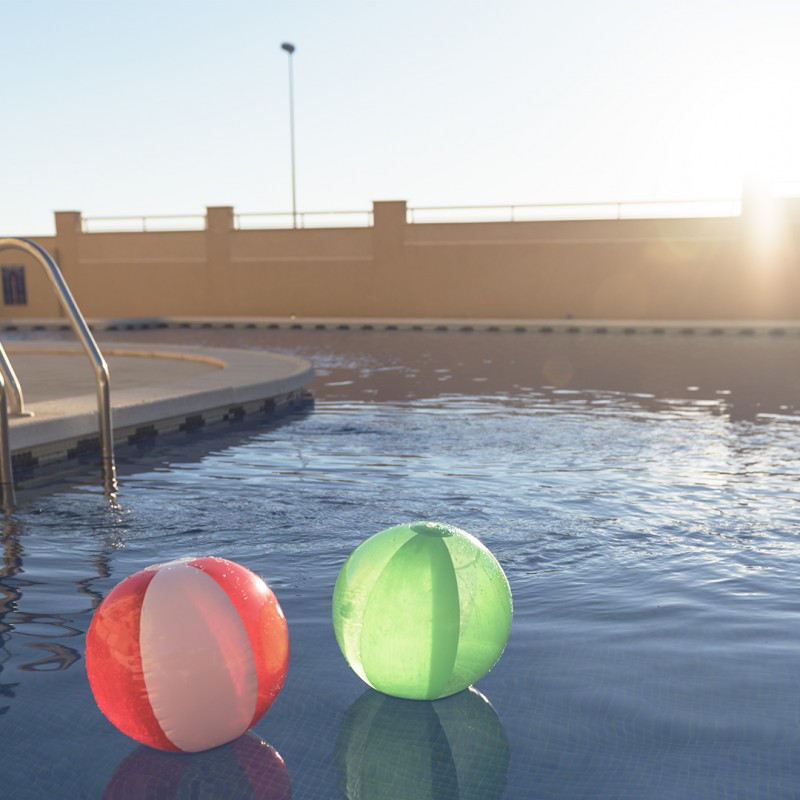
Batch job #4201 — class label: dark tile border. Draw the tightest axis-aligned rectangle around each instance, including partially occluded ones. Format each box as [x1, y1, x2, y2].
[5, 318, 800, 337]
[12, 389, 312, 488]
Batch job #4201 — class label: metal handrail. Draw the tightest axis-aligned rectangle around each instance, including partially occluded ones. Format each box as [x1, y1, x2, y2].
[235, 210, 374, 230]
[76, 197, 745, 234]
[0, 340, 25, 415]
[0, 369, 14, 510]
[0, 238, 116, 502]
[81, 214, 206, 233]
[406, 198, 742, 223]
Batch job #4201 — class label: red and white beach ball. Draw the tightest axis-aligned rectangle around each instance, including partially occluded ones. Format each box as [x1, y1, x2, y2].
[86, 557, 289, 753]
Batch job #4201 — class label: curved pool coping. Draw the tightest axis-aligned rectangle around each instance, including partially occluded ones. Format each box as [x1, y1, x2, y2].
[4, 341, 313, 475]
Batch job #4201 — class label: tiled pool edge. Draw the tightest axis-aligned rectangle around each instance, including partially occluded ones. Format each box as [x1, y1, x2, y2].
[12, 388, 311, 483]
[4, 316, 800, 337]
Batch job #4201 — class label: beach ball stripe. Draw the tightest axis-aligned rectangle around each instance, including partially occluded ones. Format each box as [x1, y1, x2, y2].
[86, 557, 289, 753]
[360, 534, 461, 698]
[87, 566, 175, 750]
[189, 556, 289, 727]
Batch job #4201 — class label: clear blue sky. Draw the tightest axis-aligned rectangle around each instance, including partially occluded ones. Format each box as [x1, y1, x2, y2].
[3, 0, 799, 235]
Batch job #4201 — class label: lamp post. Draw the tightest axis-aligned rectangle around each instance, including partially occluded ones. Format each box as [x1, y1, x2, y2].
[281, 42, 298, 229]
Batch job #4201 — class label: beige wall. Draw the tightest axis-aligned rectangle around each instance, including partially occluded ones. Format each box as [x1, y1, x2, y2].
[2, 196, 799, 321]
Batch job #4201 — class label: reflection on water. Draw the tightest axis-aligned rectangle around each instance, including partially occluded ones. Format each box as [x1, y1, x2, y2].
[83, 327, 800, 422]
[0, 518, 23, 714]
[336, 687, 509, 800]
[18, 641, 81, 672]
[7, 325, 800, 422]
[0, 499, 126, 687]
[103, 732, 291, 799]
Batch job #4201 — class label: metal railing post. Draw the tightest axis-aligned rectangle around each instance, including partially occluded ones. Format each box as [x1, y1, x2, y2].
[0, 369, 16, 510]
[0, 341, 25, 416]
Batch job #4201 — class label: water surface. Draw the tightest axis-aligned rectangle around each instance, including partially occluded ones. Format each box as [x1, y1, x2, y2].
[2, 328, 799, 798]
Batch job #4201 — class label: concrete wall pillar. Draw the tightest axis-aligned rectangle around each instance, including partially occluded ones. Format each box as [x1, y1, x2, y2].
[205, 206, 235, 314]
[371, 201, 407, 315]
[51, 211, 84, 316]
[54, 211, 82, 279]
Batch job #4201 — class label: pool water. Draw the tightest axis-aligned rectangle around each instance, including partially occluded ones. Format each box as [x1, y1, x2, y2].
[2, 328, 800, 799]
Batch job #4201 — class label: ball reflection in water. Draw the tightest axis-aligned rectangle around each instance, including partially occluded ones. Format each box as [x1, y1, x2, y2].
[336, 687, 510, 800]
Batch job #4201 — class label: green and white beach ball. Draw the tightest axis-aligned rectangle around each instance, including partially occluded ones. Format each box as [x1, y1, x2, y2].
[332, 521, 513, 700]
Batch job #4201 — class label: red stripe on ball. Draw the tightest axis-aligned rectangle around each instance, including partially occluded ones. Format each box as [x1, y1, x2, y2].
[86, 568, 179, 752]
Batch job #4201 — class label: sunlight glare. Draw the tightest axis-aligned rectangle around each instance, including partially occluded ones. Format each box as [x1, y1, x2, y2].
[685, 24, 800, 194]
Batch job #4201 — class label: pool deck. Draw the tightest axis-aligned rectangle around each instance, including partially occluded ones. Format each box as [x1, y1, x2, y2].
[3, 339, 312, 476]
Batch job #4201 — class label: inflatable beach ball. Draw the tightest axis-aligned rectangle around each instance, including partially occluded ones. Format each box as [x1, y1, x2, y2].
[332, 521, 512, 700]
[86, 557, 289, 753]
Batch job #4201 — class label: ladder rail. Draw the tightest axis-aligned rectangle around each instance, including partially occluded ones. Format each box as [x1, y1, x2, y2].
[0, 368, 15, 510]
[0, 341, 24, 415]
[0, 238, 116, 501]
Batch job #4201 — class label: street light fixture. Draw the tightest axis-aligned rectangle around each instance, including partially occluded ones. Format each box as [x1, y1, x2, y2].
[281, 42, 298, 229]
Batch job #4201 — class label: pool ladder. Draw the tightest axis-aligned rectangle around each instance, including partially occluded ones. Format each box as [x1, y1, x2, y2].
[0, 238, 116, 508]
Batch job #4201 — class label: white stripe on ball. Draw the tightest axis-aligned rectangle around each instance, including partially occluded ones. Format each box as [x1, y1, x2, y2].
[139, 561, 258, 752]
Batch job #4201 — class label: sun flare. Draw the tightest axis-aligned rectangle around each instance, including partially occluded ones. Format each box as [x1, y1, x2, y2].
[680, 20, 800, 195]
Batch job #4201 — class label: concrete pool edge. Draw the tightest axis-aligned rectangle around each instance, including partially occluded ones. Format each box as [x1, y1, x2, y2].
[4, 341, 313, 479]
